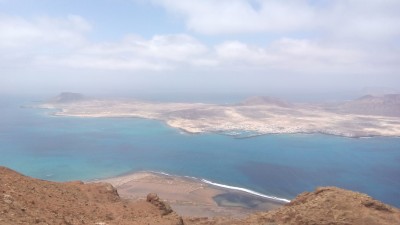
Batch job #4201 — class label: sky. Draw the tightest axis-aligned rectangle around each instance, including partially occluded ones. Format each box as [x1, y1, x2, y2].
[1, 0, 400, 100]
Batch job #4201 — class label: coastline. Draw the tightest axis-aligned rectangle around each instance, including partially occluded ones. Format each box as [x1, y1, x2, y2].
[91, 171, 286, 218]
[49, 111, 400, 139]
[35, 93, 400, 139]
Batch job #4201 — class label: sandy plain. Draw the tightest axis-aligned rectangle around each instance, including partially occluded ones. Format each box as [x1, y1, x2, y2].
[93, 171, 285, 218]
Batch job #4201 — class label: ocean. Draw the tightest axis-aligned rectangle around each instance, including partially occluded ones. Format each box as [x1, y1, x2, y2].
[0, 97, 399, 207]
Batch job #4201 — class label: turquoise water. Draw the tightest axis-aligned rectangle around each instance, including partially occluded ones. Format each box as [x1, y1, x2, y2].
[0, 98, 399, 207]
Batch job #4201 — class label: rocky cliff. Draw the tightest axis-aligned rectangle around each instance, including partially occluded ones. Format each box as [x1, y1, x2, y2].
[1, 166, 399, 225]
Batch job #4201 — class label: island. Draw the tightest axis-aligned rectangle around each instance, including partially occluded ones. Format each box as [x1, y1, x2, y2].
[39, 93, 400, 138]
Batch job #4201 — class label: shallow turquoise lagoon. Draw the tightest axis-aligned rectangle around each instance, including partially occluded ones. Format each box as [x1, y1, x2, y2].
[0, 98, 399, 207]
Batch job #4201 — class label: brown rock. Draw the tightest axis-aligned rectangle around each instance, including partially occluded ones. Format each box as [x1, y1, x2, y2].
[0, 166, 184, 225]
[147, 193, 173, 216]
[243, 186, 400, 225]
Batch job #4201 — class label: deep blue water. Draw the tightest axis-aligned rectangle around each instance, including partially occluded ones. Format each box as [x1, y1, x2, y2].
[0, 97, 399, 207]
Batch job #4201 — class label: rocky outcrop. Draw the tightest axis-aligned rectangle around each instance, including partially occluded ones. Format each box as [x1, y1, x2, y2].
[147, 193, 173, 216]
[243, 186, 400, 225]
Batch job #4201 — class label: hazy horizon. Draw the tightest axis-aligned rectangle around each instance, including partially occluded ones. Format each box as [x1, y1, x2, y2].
[1, 0, 400, 101]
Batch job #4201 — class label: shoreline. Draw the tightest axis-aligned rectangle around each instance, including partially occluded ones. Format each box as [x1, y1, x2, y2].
[91, 170, 287, 218]
[36, 93, 400, 139]
[47, 111, 400, 139]
[45, 107, 400, 140]
[200, 178, 290, 203]
[134, 170, 290, 202]
[37, 106, 400, 139]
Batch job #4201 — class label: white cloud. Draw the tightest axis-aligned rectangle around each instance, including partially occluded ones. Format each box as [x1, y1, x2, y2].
[151, 0, 315, 34]
[37, 55, 173, 71]
[215, 38, 367, 73]
[87, 34, 209, 62]
[0, 14, 215, 70]
[323, 0, 400, 42]
[0, 12, 399, 75]
[40, 34, 216, 70]
[0, 14, 90, 49]
[151, 0, 400, 43]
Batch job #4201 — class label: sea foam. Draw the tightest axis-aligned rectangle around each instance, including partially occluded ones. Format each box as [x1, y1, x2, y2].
[150, 171, 290, 203]
[201, 179, 291, 203]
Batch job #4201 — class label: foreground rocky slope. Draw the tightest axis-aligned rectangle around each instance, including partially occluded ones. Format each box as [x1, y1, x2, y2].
[0, 167, 183, 225]
[1, 166, 399, 225]
[243, 187, 400, 225]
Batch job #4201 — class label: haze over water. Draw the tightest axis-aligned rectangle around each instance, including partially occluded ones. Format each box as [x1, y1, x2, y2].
[1, 97, 399, 207]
